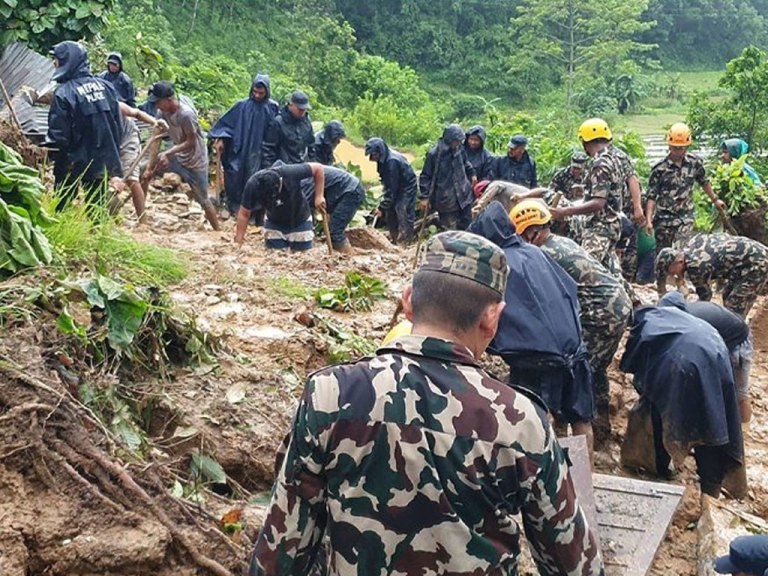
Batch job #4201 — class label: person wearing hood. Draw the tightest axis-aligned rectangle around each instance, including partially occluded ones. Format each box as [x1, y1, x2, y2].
[142, 81, 220, 231]
[260, 91, 315, 168]
[312, 120, 345, 166]
[46, 41, 123, 211]
[419, 124, 476, 231]
[620, 300, 744, 498]
[365, 137, 417, 244]
[655, 232, 768, 318]
[721, 138, 763, 186]
[210, 74, 279, 215]
[660, 291, 753, 424]
[97, 52, 136, 108]
[464, 125, 494, 181]
[468, 201, 596, 459]
[511, 200, 632, 447]
[493, 134, 537, 188]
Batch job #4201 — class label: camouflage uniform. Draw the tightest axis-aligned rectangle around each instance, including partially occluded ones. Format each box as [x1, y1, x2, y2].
[250, 231, 603, 576]
[550, 166, 585, 200]
[647, 153, 709, 251]
[540, 233, 631, 432]
[677, 233, 768, 317]
[542, 189, 586, 244]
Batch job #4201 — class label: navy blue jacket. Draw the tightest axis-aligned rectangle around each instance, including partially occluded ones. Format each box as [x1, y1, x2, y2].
[97, 52, 136, 108]
[209, 74, 278, 209]
[494, 151, 537, 188]
[47, 42, 122, 185]
[419, 124, 475, 213]
[366, 138, 417, 212]
[312, 120, 345, 166]
[261, 104, 315, 168]
[464, 125, 495, 181]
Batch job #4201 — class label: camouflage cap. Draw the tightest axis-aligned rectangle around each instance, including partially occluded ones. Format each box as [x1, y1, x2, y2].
[655, 247, 680, 281]
[421, 231, 509, 295]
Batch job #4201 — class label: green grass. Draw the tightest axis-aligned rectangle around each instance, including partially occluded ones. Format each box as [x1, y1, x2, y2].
[269, 277, 312, 300]
[675, 70, 725, 93]
[42, 195, 188, 287]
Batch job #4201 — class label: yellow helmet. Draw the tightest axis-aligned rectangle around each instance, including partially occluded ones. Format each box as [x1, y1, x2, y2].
[578, 118, 612, 142]
[509, 199, 551, 236]
[666, 122, 692, 146]
[381, 319, 412, 346]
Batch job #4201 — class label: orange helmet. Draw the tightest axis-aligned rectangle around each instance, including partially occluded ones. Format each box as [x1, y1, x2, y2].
[666, 122, 692, 146]
[509, 199, 551, 236]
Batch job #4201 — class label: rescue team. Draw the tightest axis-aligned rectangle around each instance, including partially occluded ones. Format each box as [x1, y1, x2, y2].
[45, 41, 766, 576]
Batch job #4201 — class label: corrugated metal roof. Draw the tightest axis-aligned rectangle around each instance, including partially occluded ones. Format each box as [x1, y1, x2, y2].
[0, 43, 55, 138]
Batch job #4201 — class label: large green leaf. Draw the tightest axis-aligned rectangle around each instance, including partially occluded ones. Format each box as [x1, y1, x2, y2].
[190, 452, 227, 484]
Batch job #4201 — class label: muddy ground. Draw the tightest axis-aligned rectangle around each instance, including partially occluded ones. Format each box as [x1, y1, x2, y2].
[1, 175, 767, 575]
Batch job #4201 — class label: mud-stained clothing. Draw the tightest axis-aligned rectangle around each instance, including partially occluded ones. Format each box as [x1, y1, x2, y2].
[680, 233, 768, 317]
[647, 153, 709, 251]
[250, 334, 603, 576]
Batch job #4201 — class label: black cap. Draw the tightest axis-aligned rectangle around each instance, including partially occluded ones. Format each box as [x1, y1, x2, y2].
[148, 80, 175, 103]
[290, 91, 311, 110]
[107, 54, 120, 65]
[509, 134, 528, 148]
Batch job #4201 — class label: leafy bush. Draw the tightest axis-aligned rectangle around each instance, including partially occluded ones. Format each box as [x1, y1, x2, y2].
[314, 271, 388, 312]
[350, 94, 440, 149]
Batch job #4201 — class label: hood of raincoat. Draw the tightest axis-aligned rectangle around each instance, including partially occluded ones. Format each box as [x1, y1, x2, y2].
[722, 138, 749, 160]
[465, 125, 487, 146]
[468, 199, 519, 249]
[250, 73, 271, 101]
[441, 124, 465, 147]
[364, 137, 389, 162]
[659, 291, 689, 312]
[106, 52, 123, 71]
[322, 120, 345, 142]
[51, 41, 90, 83]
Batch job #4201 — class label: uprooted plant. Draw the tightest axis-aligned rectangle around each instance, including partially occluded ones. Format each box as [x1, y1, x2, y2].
[314, 270, 388, 312]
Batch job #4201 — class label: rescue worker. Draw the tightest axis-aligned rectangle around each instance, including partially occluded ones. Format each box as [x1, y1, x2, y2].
[299, 165, 364, 253]
[209, 74, 279, 215]
[419, 124, 476, 231]
[645, 123, 724, 276]
[549, 152, 587, 200]
[366, 137, 417, 245]
[312, 120, 345, 166]
[620, 301, 744, 498]
[249, 230, 603, 576]
[141, 81, 220, 230]
[471, 179, 530, 217]
[660, 292, 753, 424]
[97, 52, 136, 108]
[511, 200, 632, 447]
[469, 202, 595, 458]
[714, 535, 768, 575]
[261, 91, 315, 168]
[493, 134, 537, 188]
[46, 41, 122, 211]
[464, 124, 495, 180]
[656, 233, 768, 318]
[235, 161, 325, 251]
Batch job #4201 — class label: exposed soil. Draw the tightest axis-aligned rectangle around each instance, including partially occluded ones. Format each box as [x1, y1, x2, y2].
[1, 173, 767, 575]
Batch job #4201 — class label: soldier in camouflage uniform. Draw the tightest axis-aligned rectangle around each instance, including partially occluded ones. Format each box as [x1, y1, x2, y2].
[656, 233, 768, 318]
[549, 151, 587, 200]
[249, 231, 603, 576]
[645, 123, 724, 269]
[511, 199, 632, 447]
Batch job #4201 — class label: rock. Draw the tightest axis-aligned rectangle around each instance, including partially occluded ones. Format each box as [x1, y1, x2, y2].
[346, 227, 395, 251]
[161, 172, 182, 188]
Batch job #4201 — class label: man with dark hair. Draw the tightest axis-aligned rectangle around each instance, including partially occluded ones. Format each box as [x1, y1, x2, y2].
[260, 90, 315, 168]
[656, 233, 768, 317]
[142, 80, 220, 230]
[365, 137, 417, 244]
[249, 230, 602, 576]
[235, 161, 325, 251]
[312, 120, 345, 166]
[97, 52, 136, 108]
[550, 152, 587, 200]
[493, 134, 537, 188]
[209, 74, 279, 215]
[419, 124, 476, 231]
[46, 41, 123, 211]
[464, 124, 494, 180]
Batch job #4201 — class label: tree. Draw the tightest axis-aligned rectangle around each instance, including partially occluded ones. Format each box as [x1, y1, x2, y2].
[687, 46, 768, 152]
[511, 0, 656, 107]
[0, 0, 115, 51]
